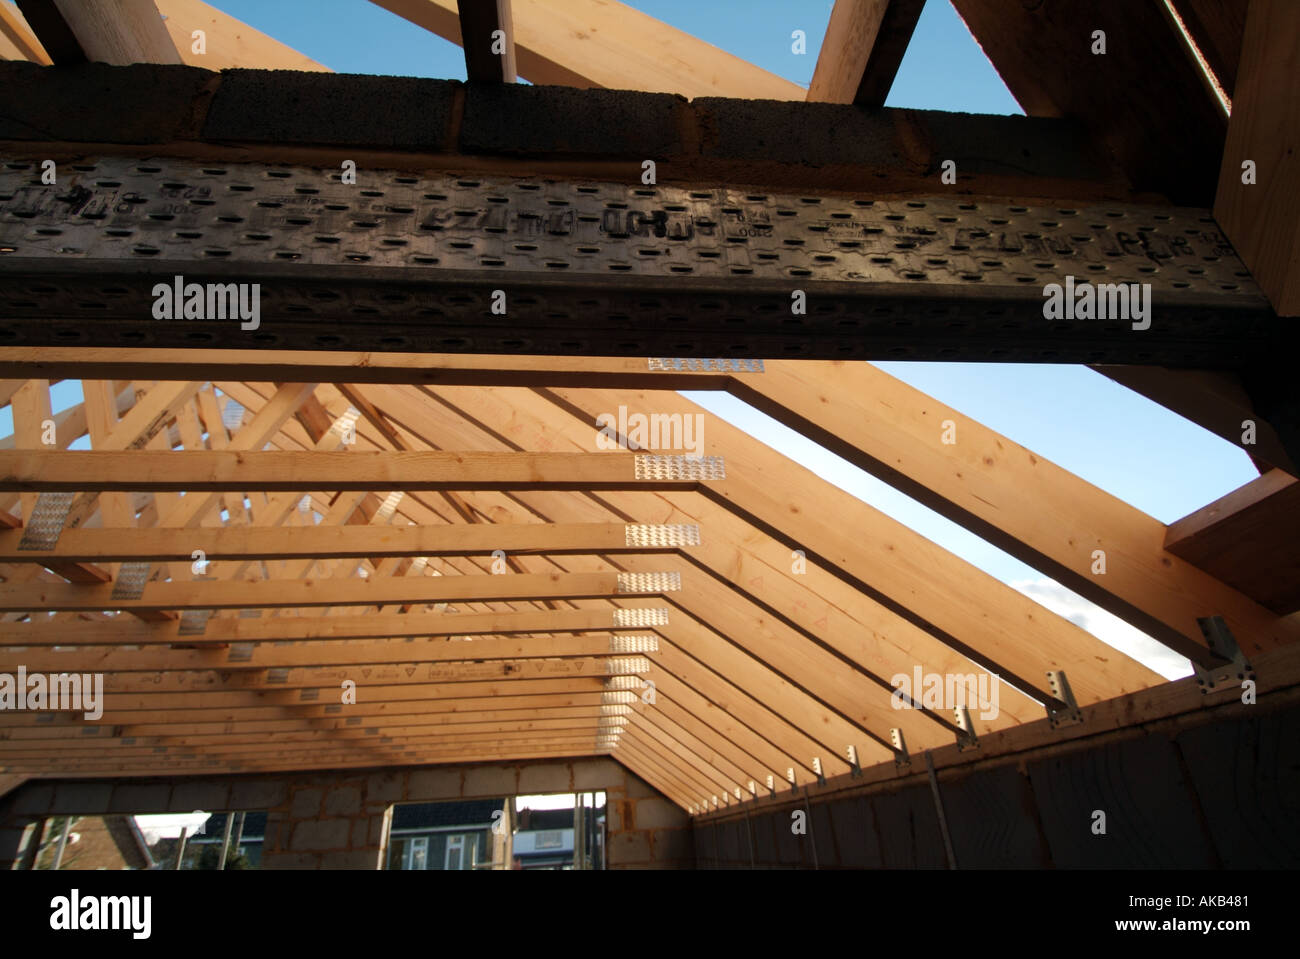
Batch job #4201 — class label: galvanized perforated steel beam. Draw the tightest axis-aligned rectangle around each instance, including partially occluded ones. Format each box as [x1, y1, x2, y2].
[0, 155, 1281, 364]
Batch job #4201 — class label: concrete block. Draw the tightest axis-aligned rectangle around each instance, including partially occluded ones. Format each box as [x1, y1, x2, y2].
[0, 62, 215, 144]
[773, 807, 804, 866]
[261, 851, 321, 870]
[408, 767, 462, 800]
[606, 799, 629, 832]
[365, 771, 405, 804]
[204, 71, 458, 151]
[1177, 711, 1300, 868]
[623, 773, 660, 800]
[171, 781, 229, 812]
[915, 110, 1109, 181]
[351, 817, 370, 848]
[941, 764, 1047, 868]
[651, 827, 694, 863]
[827, 796, 881, 868]
[291, 818, 351, 852]
[606, 829, 650, 866]
[290, 788, 323, 820]
[108, 784, 172, 814]
[51, 782, 113, 813]
[518, 762, 571, 795]
[752, 814, 778, 865]
[870, 785, 947, 868]
[632, 797, 686, 830]
[229, 779, 287, 811]
[462, 765, 516, 798]
[319, 848, 383, 870]
[324, 786, 362, 816]
[809, 802, 838, 868]
[693, 98, 906, 168]
[1027, 735, 1215, 868]
[572, 758, 622, 791]
[461, 84, 684, 158]
[11, 784, 53, 816]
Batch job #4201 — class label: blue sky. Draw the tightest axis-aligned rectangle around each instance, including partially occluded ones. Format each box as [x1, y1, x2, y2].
[13, 1, 1256, 679]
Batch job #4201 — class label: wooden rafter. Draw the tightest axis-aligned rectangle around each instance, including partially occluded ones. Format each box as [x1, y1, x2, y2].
[808, 0, 924, 106]
[369, 0, 804, 99]
[14, 0, 180, 65]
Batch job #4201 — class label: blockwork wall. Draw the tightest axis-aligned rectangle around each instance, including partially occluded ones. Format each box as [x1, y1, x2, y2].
[693, 695, 1300, 868]
[0, 756, 692, 870]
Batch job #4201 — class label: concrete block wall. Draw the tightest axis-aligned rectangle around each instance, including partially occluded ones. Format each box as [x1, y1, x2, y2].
[692, 696, 1300, 869]
[0, 61, 1134, 203]
[1, 756, 691, 870]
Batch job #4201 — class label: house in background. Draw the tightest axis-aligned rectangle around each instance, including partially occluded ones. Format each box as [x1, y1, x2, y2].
[513, 805, 605, 870]
[386, 799, 508, 870]
[31, 815, 153, 870]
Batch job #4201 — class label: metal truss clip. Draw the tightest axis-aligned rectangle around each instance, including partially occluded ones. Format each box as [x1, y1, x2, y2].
[954, 707, 979, 752]
[1192, 616, 1255, 696]
[1045, 669, 1083, 728]
[889, 727, 911, 769]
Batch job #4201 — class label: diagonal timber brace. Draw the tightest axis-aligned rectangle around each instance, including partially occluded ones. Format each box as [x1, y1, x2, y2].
[0, 155, 1281, 364]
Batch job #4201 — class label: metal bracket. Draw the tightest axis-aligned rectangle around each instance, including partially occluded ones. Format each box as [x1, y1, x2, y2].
[890, 727, 911, 769]
[786, 766, 798, 793]
[177, 608, 214, 636]
[1192, 616, 1255, 695]
[847, 744, 862, 778]
[812, 756, 827, 787]
[17, 491, 74, 550]
[954, 706, 979, 752]
[110, 561, 151, 601]
[765, 774, 776, 799]
[1045, 669, 1083, 728]
[649, 358, 765, 373]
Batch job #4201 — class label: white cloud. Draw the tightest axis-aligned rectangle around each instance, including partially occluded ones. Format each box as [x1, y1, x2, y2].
[1011, 578, 1192, 681]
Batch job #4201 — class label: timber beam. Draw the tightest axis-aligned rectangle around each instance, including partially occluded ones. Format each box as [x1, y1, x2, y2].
[0, 450, 724, 493]
[0, 605, 672, 645]
[0, 569, 683, 613]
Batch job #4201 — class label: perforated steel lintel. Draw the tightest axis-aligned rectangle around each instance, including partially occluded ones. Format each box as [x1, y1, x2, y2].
[0, 155, 1280, 366]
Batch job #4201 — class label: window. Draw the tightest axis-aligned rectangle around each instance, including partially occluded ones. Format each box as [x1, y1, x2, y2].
[405, 836, 427, 871]
[445, 834, 465, 870]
